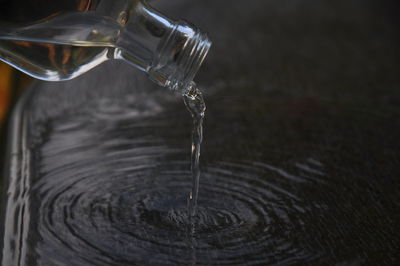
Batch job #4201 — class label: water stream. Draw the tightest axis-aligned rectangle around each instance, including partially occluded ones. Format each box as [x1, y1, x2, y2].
[182, 82, 205, 219]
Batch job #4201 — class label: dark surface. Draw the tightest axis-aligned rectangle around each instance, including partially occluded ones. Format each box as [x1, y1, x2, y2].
[1, 0, 399, 265]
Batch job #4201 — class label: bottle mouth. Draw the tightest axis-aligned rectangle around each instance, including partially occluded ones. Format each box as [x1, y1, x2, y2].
[148, 21, 211, 91]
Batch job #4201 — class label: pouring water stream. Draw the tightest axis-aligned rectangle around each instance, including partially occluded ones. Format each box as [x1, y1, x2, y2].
[182, 82, 205, 220]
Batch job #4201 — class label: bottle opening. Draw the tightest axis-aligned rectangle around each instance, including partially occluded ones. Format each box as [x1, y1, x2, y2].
[148, 21, 211, 91]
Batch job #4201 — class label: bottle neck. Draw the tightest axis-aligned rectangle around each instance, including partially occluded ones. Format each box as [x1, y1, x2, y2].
[114, 1, 211, 91]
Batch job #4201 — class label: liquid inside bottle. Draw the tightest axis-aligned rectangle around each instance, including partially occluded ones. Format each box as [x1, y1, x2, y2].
[0, 12, 120, 80]
[0, 40, 111, 81]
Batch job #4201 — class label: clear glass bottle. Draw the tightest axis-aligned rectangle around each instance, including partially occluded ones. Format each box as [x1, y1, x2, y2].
[0, 0, 211, 91]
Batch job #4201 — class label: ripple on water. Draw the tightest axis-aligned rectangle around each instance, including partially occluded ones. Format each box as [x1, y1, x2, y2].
[15, 96, 330, 265]
[28, 116, 325, 265]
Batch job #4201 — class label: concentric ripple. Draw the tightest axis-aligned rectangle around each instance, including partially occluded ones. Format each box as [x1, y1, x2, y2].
[24, 110, 325, 265]
[36, 160, 318, 265]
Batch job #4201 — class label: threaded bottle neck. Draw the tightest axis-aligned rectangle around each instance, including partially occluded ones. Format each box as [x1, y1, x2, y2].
[114, 1, 211, 91]
[148, 21, 211, 91]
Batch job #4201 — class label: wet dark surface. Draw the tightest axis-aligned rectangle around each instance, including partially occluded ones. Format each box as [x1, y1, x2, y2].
[1, 0, 400, 265]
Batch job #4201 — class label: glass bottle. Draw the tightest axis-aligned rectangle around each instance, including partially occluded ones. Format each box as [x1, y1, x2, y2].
[0, 0, 211, 91]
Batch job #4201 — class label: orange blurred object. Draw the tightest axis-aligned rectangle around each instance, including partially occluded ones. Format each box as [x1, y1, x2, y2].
[0, 62, 13, 124]
[0, 62, 32, 126]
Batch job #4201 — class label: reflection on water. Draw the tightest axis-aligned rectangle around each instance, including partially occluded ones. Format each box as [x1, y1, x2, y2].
[1, 81, 398, 265]
[3, 98, 322, 265]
